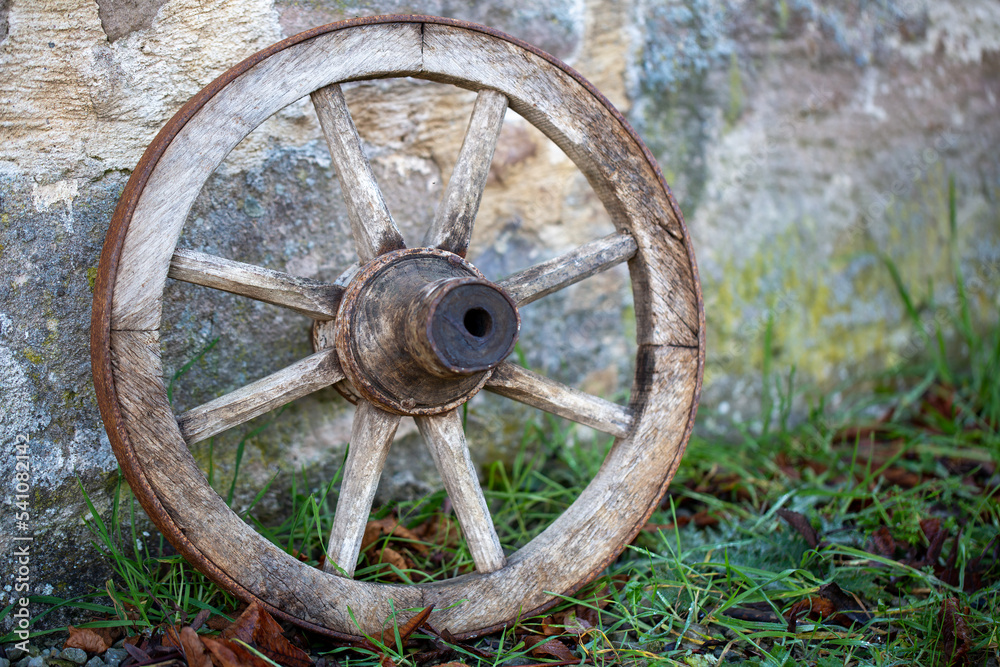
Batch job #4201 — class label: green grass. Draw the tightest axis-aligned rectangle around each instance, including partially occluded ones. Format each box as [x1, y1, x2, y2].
[6, 181, 998, 665]
[11, 325, 996, 664]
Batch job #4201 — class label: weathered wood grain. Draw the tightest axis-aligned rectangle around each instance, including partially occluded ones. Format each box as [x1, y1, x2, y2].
[486, 362, 633, 438]
[416, 410, 506, 573]
[498, 232, 637, 306]
[168, 249, 342, 320]
[324, 400, 401, 577]
[421, 24, 699, 346]
[312, 83, 405, 263]
[176, 348, 344, 445]
[111, 331, 696, 636]
[424, 89, 508, 257]
[335, 249, 495, 415]
[423, 344, 698, 633]
[110, 330, 423, 634]
[111, 23, 422, 330]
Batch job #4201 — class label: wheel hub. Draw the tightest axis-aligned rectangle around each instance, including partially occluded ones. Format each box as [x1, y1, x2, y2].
[315, 247, 519, 415]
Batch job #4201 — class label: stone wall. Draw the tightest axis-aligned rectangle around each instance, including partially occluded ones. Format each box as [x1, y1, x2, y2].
[1, 0, 998, 614]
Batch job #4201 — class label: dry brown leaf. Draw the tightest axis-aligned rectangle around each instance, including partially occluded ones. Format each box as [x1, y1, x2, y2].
[203, 636, 271, 667]
[542, 608, 594, 639]
[361, 517, 429, 555]
[939, 598, 972, 667]
[361, 518, 400, 552]
[190, 609, 212, 632]
[379, 606, 433, 648]
[385, 524, 427, 553]
[777, 509, 821, 549]
[374, 546, 413, 576]
[412, 514, 462, 550]
[65, 626, 111, 654]
[539, 616, 561, 636]
[920, 518, 949, 564]
[524, 636, 576, 661]
[221, 600, 264, 642]
[90, 626, 122, 650]
[785, 596, 837, 631]
[223, 601, 312, 667]
[434, 663, 472, 667]
[881, 467, 922, 488]
[162, 625, 183, 649]
[180, 627, 213, 667]
[786, 583, 874, 631]
[202, 636, 243, 667]
[207, 614, 234, 632]
[868, 526, 896, 558]
[122, 642, 151, 664]
[693, 509, 721, 527]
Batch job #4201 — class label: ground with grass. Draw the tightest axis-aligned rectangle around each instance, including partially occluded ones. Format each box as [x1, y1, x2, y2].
[4, 200, 999, 666]
[5, 335, 997, 666]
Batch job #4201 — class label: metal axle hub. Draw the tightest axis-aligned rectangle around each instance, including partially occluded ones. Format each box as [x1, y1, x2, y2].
[329, 247, 519, 415]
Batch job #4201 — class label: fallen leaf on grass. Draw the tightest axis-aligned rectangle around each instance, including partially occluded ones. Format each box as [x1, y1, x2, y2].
[123, 642, 152, 664]
[524, 636, 576, 661]
[939, 598, 972, 667]
[223, 601, 312, 667]
[207, 614, 234, 632]
[190, 609, 212, 633]
[784, 583, 873, 631]
[867, 526, 897, 558]
[179, 626, 213, 667]
[961, 535, 1000, 593]
[96, 625, 123, 649]
[919, 518, 948, 564]
[162, 625, 191, 650]
[880, 466, 922, 488]
[65, 626, 112, 653]
[777, 509, 823, 549]
[874, 517, 999, 593]
[426, 626, 495, 662]
[202, 636, 271, 667]
[378, 606, 433, 648]
[775, 452, 829, 479]
[785, 596, 837, 631]
[362, 517, 429, 555]
[411, 513, 462, 552]
[722, 605, 780, 623]
[375, 546, 413, 574]
[541, 608, 595, 638]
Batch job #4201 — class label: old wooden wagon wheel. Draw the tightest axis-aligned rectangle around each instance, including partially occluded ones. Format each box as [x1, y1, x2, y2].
[91, 15, 704, 640]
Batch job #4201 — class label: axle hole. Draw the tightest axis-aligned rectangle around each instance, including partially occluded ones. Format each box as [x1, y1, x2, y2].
[463, 307, 492, 338]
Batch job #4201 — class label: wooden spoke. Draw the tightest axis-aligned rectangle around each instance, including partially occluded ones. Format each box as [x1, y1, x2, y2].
[498, 232, 638, 306]
[486, 362, 633, 438]
[168, 249, 342, 320]
[177, 348, 344, 445]
[415, 410, 506, 573]
[424, 89, 508, 257]
[324, 400, 401, 577]
[311, 83, 405, 262]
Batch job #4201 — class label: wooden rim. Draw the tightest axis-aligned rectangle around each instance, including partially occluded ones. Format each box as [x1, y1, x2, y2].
[91, 15, 705, 640]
